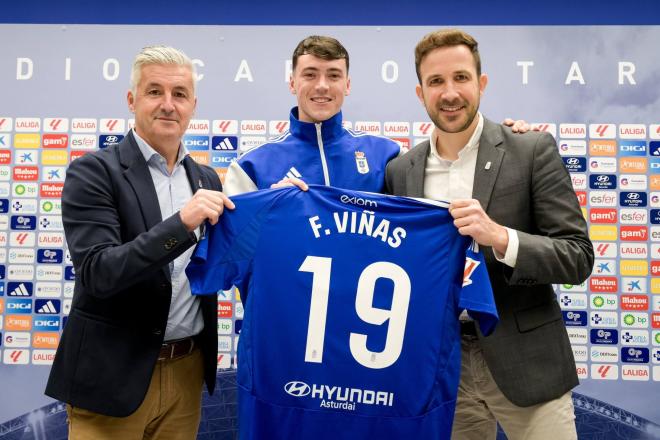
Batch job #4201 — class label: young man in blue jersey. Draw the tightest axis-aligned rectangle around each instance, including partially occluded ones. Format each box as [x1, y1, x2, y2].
[385, 29, 594, 440]
[223, 35, 529, 196]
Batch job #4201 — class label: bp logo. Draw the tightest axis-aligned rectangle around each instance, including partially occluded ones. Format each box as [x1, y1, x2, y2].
[655, 333, 660, 344]
[42, 201, 53, 212]
[284, 381, 311, 397]
[592, 296, 605, 307]
[623, 314, 636, 326]
[15, 185, 25, 195]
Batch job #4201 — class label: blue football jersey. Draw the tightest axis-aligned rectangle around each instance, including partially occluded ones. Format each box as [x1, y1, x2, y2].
[187, 185, 498, 440]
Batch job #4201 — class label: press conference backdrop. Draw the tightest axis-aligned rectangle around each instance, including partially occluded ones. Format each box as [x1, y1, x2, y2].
[1, 24, 660, 439]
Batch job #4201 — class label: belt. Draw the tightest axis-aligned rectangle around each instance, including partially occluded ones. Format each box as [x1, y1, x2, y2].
[460, 320, 478, 337]
[158, 337, 195, 361]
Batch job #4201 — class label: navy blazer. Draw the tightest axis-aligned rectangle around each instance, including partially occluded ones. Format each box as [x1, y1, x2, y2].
[46, 132, 219, 417]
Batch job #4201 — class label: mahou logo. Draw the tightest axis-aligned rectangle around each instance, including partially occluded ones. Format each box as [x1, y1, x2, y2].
[590, 277, 618, 293]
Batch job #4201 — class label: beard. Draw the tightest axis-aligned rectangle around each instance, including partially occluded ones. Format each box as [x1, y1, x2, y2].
[426, 99, 479, 134]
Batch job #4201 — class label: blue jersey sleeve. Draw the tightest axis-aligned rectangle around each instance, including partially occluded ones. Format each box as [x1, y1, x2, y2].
[459, 242, 499, 335]
[185, 188, 285, 295]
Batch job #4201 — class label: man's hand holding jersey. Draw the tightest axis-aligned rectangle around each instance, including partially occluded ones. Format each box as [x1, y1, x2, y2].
[180, 189, 235, 232]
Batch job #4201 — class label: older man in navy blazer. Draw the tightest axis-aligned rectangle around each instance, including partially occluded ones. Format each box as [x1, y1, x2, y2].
[46, 46, 233, 439]
[385, 29, 593, 440]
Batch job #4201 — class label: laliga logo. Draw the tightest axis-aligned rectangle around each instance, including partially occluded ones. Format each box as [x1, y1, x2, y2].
[284, 381, 311, 397]
[340, 194, 378, 208]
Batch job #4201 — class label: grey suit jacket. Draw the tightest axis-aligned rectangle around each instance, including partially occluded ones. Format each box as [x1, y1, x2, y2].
[385, 118, 594, 407]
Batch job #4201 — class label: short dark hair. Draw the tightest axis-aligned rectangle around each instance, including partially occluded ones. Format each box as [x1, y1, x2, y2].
[292, 35, 350, 72]
[414, 29, 481, 83]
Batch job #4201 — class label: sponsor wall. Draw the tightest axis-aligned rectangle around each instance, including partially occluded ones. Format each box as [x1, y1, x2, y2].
[0, 24, 660, 429]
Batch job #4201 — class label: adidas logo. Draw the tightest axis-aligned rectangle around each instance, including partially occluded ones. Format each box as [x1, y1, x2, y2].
[10, 283, 30, 296]
[215, 138, 235, 150]
[38, 300, 58, 314]
[285, 167, 302, 180]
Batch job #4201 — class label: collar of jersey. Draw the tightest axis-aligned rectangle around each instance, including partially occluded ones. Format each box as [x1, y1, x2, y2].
[289, 107, 344, 144]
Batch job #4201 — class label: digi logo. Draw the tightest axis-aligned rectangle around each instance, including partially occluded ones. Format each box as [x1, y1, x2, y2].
[619, 141, 647, 156]
[183, 135, 210, 151]
[211, 152, 238, 168]
[6, 298, 32, 314]
[33, 317, 60, 332]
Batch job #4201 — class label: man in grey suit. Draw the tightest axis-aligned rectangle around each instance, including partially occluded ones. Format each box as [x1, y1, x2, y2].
[385, 29, 594, 439]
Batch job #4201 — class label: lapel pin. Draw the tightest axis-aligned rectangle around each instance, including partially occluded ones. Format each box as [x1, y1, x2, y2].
[485, 161, 492, 170]
[198, 179, 203, 188]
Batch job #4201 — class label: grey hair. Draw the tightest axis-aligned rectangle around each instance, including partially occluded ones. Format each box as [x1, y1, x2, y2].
[130, 45, 196, 93]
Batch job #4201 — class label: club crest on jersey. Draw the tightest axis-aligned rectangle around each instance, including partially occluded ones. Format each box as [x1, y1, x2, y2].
[354, 151, 369, 174]
[463, 257, 480, 287]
